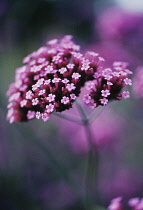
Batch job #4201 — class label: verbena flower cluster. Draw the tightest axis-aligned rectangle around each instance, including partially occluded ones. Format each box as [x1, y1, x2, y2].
[108, 197, 143, 210]
[83, 62, 132, 107]
[7, 35, 132, 123]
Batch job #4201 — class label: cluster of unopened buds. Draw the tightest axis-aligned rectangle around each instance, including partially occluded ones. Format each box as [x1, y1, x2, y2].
[7, 35, 132, 123]
[108, 197, 143, 210]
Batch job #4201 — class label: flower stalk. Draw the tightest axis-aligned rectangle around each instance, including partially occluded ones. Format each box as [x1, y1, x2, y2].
[75, 99, 99, 209]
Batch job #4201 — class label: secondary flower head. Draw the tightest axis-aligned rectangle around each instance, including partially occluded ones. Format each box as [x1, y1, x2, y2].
[83, 62, 132, 108]
[7, 36, 103, 123]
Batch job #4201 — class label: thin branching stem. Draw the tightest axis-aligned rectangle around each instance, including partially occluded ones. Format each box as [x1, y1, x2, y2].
[53, 111, 83, 124]
[88, 107, 105, 123]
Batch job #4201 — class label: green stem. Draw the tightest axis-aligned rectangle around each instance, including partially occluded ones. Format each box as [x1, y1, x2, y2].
[75, 99, 99, 210]
[84, 123, 99, 209]
[75, 99, 89, 125]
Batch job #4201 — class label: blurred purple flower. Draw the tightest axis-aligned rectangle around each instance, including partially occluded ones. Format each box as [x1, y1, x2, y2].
[108, 196, 123, 210]
[128, 197, 143, 210]
[87, 42, 139, 70]
[97, 7, 143, 63]
[108, 196, 143, 210]
[132, 67, 143, 98]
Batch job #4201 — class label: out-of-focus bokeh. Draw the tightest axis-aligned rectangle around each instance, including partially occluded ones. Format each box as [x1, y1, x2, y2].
[1, 0, 143, 209]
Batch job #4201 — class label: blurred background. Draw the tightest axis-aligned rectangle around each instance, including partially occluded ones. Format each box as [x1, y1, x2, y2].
[1, 0, 143, 209]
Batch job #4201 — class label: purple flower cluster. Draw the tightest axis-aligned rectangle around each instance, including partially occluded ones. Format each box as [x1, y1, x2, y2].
[83, 62, 132, 108]
[7, 36, 132, 123]
[108, 197, 143, 210]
